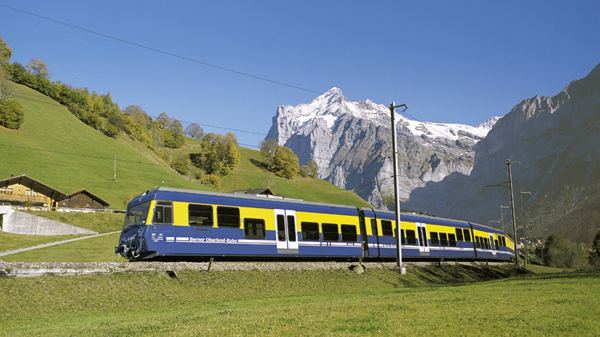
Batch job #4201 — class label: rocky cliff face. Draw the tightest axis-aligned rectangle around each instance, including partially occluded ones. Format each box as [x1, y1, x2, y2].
[266, 88, 496, 206]
[405, 63, 600, 243]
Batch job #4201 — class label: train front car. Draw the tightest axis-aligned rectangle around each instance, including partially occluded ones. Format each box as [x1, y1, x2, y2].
[116, 190, 155, 260]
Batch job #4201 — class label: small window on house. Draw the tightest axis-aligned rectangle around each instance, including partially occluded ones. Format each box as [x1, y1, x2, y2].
[440, 233, 448, 247]
[244, 218, 265, 239]
[301, 222, 319, 241]
[153, 201, 173, 224]
[430, 232, 439, 246]
[188, 204, 213, 226]
[406, 230, 417, 245]
[381, 220, 393, 236]
[449, 233, 457, 247]
[322, 223, 339, 241]
[217, 206, 240, 227]
[341, 225, 357, 242]
[456, 228, 464, 241]
[463, 229, 471, 242]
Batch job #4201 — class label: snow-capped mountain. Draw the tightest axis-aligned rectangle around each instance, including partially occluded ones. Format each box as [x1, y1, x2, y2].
[266, 87, 499, 206]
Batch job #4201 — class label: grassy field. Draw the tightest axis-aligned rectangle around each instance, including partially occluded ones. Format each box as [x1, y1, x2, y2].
[0, 266, 598, 336]
[0, 231, 75, 252]
[1, 232, 124, 262]
[0, 82, 368, 209]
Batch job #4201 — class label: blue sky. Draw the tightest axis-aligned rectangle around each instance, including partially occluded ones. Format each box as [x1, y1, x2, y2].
[1, 0, 599, 147]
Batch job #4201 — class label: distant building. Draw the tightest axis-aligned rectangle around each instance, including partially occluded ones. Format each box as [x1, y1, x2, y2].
[58, 189, 110, 210]
[0, 175, 66, 209]
[234, 188, 274, 196]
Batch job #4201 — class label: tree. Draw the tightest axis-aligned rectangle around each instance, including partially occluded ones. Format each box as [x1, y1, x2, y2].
[272, 145, 299, 179]
[590, 230, 600, 269]
[26, 58, 49, 78]
[0, 36, 11, 66]
[0, 98, 24, 129]
[300, 159, 319, 178]
[170, 153, 191, 175]
[260, 139, 278, 170]
[189, 133, 240, 176]
[543, 234, 588, 268]
[185, 123, 204, 139]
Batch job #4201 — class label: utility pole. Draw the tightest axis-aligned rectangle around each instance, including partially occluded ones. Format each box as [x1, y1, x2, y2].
[389, 101, 407, 275]
[507, 160, 519, 266]
[520, 191, 532, 266]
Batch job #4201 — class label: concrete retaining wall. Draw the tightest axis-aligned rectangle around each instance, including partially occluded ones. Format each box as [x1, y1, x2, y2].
[0, 206, 97, 236]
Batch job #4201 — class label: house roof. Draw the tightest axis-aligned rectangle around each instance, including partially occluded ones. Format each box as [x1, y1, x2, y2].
[62, 189, 110, 207]
[243, 188, 274, 196]
[0, 175, 67, 201]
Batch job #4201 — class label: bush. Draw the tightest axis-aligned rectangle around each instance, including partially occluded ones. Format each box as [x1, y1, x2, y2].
[170, 154, 191, 175]
[190, 133, 239, 176]
[200, 174, 221, 189]
[299, 160, 319, 178]
[543, 234, 588, 269]
[272, 146, 299, 179]
[0, 98, 24, 129]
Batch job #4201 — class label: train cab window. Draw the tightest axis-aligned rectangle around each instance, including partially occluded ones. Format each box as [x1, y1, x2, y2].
[153, 201, 173, 224]
[440, 233, 448, 247]
[217, 206, 240, 227]
[456, 228, 464, 241]
[501, 236, 507, 247]
[430, 232, 439, 246]
[322, 223, 339, 241]
[449, 233, 457, 247]
[463, 229, 471, 242]
[301, 222, 319, 241]
[406, 230, 417, 245]
[188, 204, 213, 226]
[381, 220, 394, 236]
[244, 218, 266, 239]
[341, 225, 358, 242]
[401, 230, 406, 245]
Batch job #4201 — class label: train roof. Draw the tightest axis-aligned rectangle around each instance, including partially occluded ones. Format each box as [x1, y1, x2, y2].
[128, 187, 506, 234]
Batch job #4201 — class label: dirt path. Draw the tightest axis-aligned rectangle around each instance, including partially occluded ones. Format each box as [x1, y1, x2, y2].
[0, 231, 120, 258]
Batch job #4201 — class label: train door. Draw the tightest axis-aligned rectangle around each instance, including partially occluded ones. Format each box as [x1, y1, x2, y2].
[370, 219, 381, 257]
[358, 210, 370, 257]
[275, 209, 298, 252]
[416, 222, 430, 255]
[489, 233, 497, 256]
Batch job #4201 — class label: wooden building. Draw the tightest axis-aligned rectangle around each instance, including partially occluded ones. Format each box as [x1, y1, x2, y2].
[0, 175, 66, 209]
[58, 189, 110, 210]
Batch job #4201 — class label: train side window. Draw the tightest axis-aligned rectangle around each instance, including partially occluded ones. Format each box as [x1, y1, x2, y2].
[502, 236, 507, 247]
[449, 233, 457, 247]
[153, 201, 173, 224]
[188, 204, 213, 226]
[455, 228, 464, 241]
[494, 239, 499, 249]
[463, 229, 471, 242]
[401, 229, 406, 245]
[341, 225, 357, 242]
[322, 223, 339, 241]
[440, 233, 448, 247]
[406, 230, 417, 245]
[430, 232, 439, 246]
[381, 220, 393, 236]
[244, 218, 266, 239]
[301, 222, 319, 241]
[217, 206, 240, 227]
[370, 219, 379, 237]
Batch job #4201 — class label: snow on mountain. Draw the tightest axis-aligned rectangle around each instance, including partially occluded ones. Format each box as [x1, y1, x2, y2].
[267, 87, 501, 207]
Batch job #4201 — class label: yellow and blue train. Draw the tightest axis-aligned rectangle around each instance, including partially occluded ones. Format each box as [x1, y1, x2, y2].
[115, 187, 515, 261]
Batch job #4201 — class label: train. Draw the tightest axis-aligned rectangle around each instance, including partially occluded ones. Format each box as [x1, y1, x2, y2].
[115, 187, 515, 262]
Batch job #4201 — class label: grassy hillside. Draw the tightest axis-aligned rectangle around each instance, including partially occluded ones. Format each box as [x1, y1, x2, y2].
[0, 82, 368, 209]
[0, 268, 598, 336]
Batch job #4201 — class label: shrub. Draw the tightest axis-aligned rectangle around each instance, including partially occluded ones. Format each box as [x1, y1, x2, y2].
[0, 98, 24, 129]
[200, 174, 221, 189]
[170, 154, 191, 175]
[589, 230, 600, 269]
[190, 133, 239, 176]
[299, 160, 319, 178]
[272, 146, 299, 179]
[543, 234, 588, 269]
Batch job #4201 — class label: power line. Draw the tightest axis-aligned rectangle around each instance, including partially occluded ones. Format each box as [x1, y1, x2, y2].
[0, 3, 322, 95]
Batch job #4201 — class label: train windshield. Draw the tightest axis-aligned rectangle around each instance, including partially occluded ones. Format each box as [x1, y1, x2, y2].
[123, 201, 151, 229]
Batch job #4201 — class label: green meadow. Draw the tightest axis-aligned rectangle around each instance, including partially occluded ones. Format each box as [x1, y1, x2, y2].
[0, 266, 598, 337]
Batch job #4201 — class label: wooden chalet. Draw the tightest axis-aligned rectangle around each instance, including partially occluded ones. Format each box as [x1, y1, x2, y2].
[0, 175, 66, 209]
[58, 189, 110, 210]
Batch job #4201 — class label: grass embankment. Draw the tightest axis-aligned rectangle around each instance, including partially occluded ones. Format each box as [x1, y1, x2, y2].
[0, 266, 598, 336]
[27, 211, 123, 233]
[0, 231, 74, 252]
[0, 82, 368, 208]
